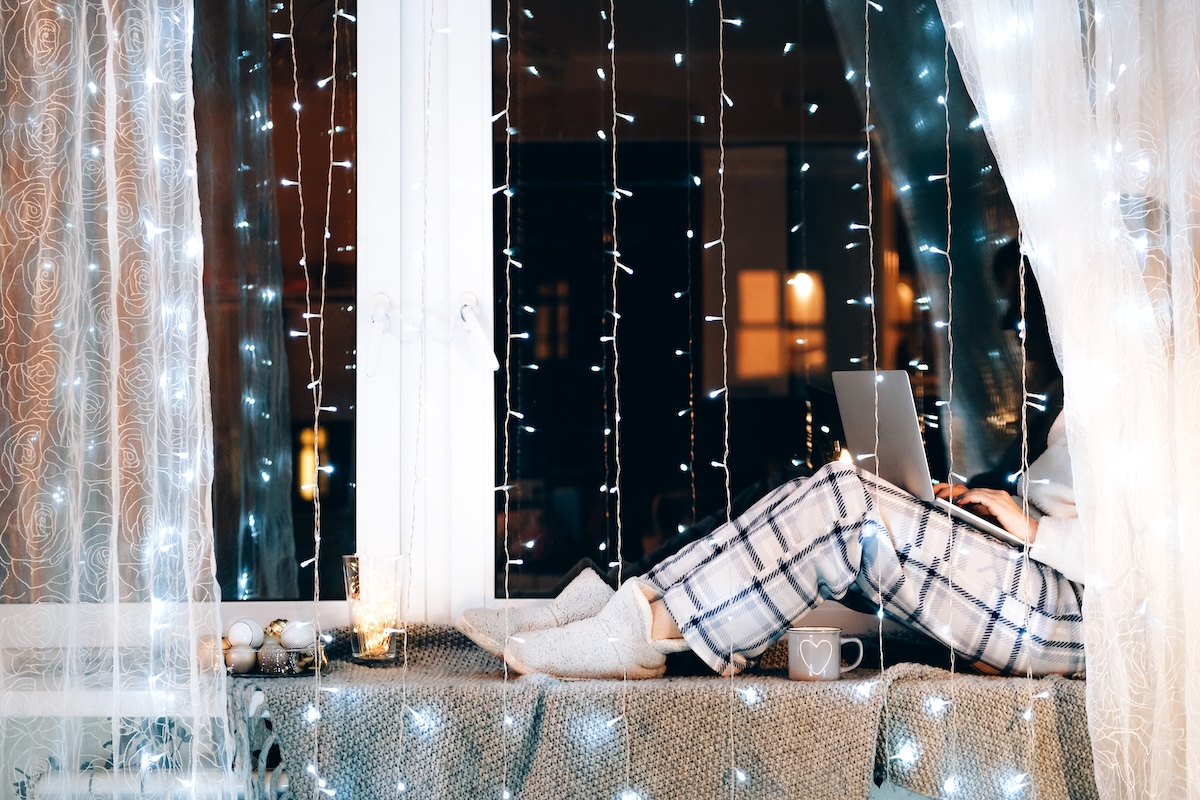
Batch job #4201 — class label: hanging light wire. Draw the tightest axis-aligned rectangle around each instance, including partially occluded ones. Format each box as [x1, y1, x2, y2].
[604, 1, 636, 792]
[684, 0, 698, 523]
[395, 0, 436, 790]
[608, 0, 623, 593]
[599, 3, 616, 567]
[500, 0, 516, 794]
[862, 0, 894, 786]
[797, 7, 814, 468]
[313, 0, 343, 768]
[716, 5, 736, 797]
[286, 0, 324, 785]
[940, 22, 962, 789]
[1017, 236, 1039, 787]
[716, 10, 731, 524]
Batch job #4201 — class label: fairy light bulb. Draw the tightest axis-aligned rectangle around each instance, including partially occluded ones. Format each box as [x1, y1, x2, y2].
[890, 741, 919, 767]
[1004, 772, 1029, 796]
[737, 686, 760, 705]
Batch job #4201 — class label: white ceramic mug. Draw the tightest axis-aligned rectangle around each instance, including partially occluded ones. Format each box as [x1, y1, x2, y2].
[787, 626, 864, 681]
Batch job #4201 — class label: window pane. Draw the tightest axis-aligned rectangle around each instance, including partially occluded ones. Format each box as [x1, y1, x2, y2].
[195, 0, 357, 601]
[491, 2, 1019, 598]
[491, 2, 879, 597]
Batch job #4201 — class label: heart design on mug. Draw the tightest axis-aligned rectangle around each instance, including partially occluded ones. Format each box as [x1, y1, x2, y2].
[799, 639, 833, 675]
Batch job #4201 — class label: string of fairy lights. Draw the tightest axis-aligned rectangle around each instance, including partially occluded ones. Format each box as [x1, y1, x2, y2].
[714, 4, 742, 796]
[600, 1, 617, 573]
[272, 0, 355, 792]
[1017, 232, 1038, 793]
[683, 1, 699, 527]
[603, 1, 638, 792]
[499, 0, 515, 795]
[940, 19, 963, 795]
[859, 1, 900, 790]
[284, 0, 326, 784]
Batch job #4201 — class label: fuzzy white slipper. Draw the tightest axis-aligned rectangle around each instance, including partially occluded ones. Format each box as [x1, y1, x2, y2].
[504, 578, 688, 680]
[454, 568, 614, 658]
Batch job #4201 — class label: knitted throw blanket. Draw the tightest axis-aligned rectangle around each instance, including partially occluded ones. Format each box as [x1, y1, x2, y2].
[228, 626, 1094, 800]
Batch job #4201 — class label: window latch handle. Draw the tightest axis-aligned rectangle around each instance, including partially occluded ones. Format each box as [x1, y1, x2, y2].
[458, 293, 500, 372]
[364, 292, 393, 378]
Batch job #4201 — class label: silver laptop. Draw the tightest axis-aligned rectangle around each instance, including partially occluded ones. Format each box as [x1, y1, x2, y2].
[831, 370, 1023, 546]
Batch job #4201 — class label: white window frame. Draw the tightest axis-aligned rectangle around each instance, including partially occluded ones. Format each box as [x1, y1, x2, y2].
[353, 0, 495, 624]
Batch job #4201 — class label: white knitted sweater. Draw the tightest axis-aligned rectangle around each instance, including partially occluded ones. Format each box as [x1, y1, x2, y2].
[1018, 412, 1084, 583]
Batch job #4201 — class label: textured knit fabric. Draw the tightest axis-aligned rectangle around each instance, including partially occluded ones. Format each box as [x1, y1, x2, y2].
[228, 626, 1096, 800]
[875, 667, 1097, 800]
[644, 461, 1086, 678]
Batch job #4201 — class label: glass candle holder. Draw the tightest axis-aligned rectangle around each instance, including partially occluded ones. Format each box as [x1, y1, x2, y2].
[342, 554, 406, 661]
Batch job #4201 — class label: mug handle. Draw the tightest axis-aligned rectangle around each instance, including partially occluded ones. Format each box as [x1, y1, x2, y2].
[840, 637, 864, 673]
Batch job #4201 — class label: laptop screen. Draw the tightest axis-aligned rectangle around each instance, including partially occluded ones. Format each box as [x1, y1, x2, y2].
[831, 370, 937, 502]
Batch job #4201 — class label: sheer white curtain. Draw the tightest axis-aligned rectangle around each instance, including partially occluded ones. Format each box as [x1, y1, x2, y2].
[0, 0, 233, 792]
[936, 1, 1200, 797]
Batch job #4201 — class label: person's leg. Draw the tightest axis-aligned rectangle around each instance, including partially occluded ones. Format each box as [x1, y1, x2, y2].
[643, 461, 1085, 677]
[613, 463, 813, 585]
[642, 461, 879, 675]
[853, 471, 1084, 676]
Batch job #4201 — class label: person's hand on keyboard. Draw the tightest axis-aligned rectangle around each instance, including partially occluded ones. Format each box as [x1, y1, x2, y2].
[951, 488, 1039, 543]
[932, 482, 968, 503]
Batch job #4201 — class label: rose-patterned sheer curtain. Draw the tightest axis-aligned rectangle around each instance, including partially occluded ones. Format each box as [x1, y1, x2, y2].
[1, 0, 233, 791]
[937, 1, 1200, 797]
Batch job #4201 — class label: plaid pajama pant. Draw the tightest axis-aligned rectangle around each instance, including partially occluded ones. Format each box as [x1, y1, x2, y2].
[642, 461, 1086, 677]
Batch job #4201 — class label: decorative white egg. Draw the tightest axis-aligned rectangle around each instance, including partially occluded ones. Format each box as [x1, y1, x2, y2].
[227, 618, 264, 648]
[280, 620, 316, 650]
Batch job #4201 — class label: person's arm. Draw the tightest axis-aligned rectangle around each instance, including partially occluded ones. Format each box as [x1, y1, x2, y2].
[1023, 515, 1085, 584]
[946, 486, 1085, 584]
